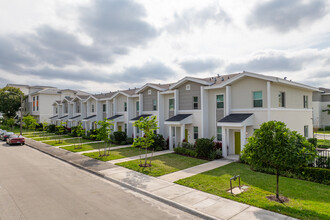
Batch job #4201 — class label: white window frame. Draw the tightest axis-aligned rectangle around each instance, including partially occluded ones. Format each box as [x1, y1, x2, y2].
[91, 104, 95, 113]
[253, 91, 263, 108]
[303, 95, 308, 108]
[152, 99, 157, 111]
[186, 84, 190, 90]
[278, 92, 285, 107]
[169, 98, 174, 111]
[217, 127, 222, 141]
[304, 125, 308, 138]
[193, 96, 198, 109]
[216, 94, 224, 109]
[148, 89, 151, 95]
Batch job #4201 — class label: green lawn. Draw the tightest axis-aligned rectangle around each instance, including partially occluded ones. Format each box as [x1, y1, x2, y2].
[0, 126, 39, 134]
[30, 135, 70, 141]
[117, 153, 208, 177]
[83, 147, 143, 161]
[175, 162, 330, 220]
[61, 142, 118, 152]
[317, 139, 330, 148]
[44, 137, 94, 146]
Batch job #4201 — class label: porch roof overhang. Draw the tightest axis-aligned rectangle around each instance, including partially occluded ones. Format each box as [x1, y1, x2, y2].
[56, 115, 68, 121]
[129, 114, 152, 123]
[217, 113, 254, 127]
[68, 115, 81, 121]
[164, 114, 192, 125]
[107, 114, 124, 123]
[82, 115, 97, 122]
[49, 115, 58, 120]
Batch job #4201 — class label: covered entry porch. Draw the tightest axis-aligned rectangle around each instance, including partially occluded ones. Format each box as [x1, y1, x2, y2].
[107, 115, 124, 132]
[217, 114, 254, 158]
[165, 114, 192, 150]
[129, 114, 151, 138]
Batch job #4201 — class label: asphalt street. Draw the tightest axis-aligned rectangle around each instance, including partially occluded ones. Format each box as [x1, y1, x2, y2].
[0, 142, 200, 220]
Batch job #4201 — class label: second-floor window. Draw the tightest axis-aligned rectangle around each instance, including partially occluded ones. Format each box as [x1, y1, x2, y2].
[253, 91, 262, 108]
[91, 104, 95, 113]
[55, 107, 58, 114]
[194, 127, 198, 139]
[33, 97, 35, 111]
[124, 102, 127, 111]
[64, 104, 68, 114]
[279, 92, 285, 107]
[216, 95, 224, 109]
[77, 103, 80, 113]
[153, 99, 157, 111]
[193, 97, 198, 109]
[136, 101, 139, 113]
[169, 99, 174, 111]
[103, 104, 106, 112]
[37, 96, 39, 111]
[303, 95, 308, 108]
[186, 84, 190, 90]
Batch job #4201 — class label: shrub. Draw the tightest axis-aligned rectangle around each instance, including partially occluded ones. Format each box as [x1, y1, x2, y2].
[308, 138, 317, 147]
[150, 134, 166, 151]
[214, 141, 222, 150]
[215, 148, 222, 159]
[113, 131, 127, 143]
[126, 137, 133, 144]
[70, 126, 78, 137]
[317, 145, 329, 149]
[174, 147, 198, 158]
[195, 138, 215, 159]
[120, 141, 127, 145]
[47, 124, 56, 133]
[181, 142, 195, 150]
[302, 167, 330, 185]
[36, 123, 43, 131]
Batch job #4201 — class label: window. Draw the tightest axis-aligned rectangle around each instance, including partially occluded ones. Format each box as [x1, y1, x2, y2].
[137, 127, 140, 134]
[124, 102, 127, 111]
[303, 95, 308, 108]
[136, 101, 139, 112]
[125, 124, 127, 134]
[186, 84, 191, 90]
[103, 104, 106, 112]
[217, 127, 222, 141]
[194, 127, 198, 139]
[153, 99, 157, 111]
[278, 92, 285, 107]
[91, 104, 95, 113]
[77, 103, 80, 113]
[148, 89, 151, 95]
[193, 96, 198, 109]
[65, 104, 68, 113]
[216, 95, 224, 109]
[304, 125, 308, 138]
[33, 97, 35, 111]
[169, 99, 174, 111]
[253, 91, 263, 107]
[55, 107, 58, 114]
[36, 96, 39, 111]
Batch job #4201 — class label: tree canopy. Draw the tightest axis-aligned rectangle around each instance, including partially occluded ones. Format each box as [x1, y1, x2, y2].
[0, 86, 25, 118]
[241, 121, 317, 200]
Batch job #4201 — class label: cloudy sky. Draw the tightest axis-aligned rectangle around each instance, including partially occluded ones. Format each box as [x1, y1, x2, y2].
[0, 0, 330, 93]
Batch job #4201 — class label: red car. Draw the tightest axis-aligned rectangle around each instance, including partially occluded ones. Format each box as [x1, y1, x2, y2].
[6, 135, 25, 146]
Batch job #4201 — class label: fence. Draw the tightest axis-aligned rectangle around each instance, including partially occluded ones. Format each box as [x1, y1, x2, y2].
[311, 149, 330, 169]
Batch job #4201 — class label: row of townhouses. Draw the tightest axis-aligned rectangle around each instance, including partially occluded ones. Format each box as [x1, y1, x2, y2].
[7, 72, 329, 157]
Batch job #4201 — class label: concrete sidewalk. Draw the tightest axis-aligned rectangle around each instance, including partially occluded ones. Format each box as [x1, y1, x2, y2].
[159, 159, 233, 182]
[24, 138, 294, 220]
[108, 150, 174, 164]
[76, 145, 132, 154]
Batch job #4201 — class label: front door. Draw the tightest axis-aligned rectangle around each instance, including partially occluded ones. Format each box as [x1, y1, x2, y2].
[234, 132, 241, 154]
[185, 129, 188, 141]
[118, 125, 122, 132]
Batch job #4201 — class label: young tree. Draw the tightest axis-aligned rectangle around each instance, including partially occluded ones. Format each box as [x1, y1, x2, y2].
[56, 122, 66, 143]
[0, 87, 25, 118]
[6, 118, 15, 131]
[42, 121, 49, 133]
[72, 122, 85, 149]
[22, 115, 38, 134]
[133, 116, 159, 167]
[241, 121, 317, 201]
[91, 119, 113, 157]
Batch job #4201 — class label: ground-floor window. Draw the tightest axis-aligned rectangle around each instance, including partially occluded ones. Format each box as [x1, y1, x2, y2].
[136, 127, 140, 134]
[125, 124, 127, 134]
[194, 127, 198, 139]
[217, 127, 222, 141]
[304, 125, 308, 138]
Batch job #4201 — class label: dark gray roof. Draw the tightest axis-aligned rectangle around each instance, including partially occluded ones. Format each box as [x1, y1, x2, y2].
[166, 114, 192, 122]
[58, 115, 68, 119]
[49, 115, 58, 119]
[69, 115, 81, 120]
[130, 114, 152, 121]
[83, 115, 96, 120]
[218, 114, 253, 123]
[107, 115, 123, 120]
[319, 87, 330, 93]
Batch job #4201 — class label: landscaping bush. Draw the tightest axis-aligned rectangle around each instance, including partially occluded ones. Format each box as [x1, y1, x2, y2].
[308, 138, 317, 147]
[317, 145, 329, 149]
[195, 138, 215, 160]
[36, 123, 43, 131]
[70, 126, 78, 137]
[88, 129, 99, 140]
[215, 148, 222, 159]
[151, 134, 166, 151]
[302, 167, 330, 184]
[126, 137, 133, 145]
[174, 147, 198, 158]
[113, 131, 127, 143]
[47, 124, 56, 133]
[181, 141, 195, 150]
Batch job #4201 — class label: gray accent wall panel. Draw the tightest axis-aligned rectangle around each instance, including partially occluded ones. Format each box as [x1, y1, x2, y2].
[143, 88, 157, 111]
[322, 94, 330, 102]
[178, 82, 201, 110]
[169, 110, 174, 118]
[216, 109, 225, 121]
[312, 92, 322, 101]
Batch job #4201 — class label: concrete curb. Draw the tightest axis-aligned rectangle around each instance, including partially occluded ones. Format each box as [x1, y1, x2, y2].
[25, 142, 217, 220]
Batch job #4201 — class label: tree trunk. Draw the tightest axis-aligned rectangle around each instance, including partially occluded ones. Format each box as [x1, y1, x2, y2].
[144, 147, 148, 166]
[276, 169, 279, 199]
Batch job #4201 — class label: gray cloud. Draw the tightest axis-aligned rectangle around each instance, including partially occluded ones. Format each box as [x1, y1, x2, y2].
[248, 0, 328, 32]
[226, 53, 304, 73]
[80, 0, 157, 45]
[165, 5, 231, 33]
[312, 71, 330, 79]
[179, 58, 223, 74]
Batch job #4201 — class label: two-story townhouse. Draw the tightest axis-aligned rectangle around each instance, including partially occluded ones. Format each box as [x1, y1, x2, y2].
[313, 87, 330, 129]
[68, 95, 89, 127]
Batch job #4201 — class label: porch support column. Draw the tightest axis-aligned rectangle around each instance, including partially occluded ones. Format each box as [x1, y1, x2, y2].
[180, 124, 185, 142]
[267, 81, 271, 121]
[114, 121, 118, 131]
[133, 126, 137, 139]
[225, 86, 231, 116]
[241, 125, 246, 152]
[222, 127, 227, 157]
[169, 125, 173, 150]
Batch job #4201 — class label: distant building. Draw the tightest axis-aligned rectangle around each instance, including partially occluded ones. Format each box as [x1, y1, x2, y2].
[312, 87, 330, 129]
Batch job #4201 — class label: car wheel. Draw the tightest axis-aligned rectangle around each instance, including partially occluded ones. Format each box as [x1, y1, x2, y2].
[21, 142, 24, 146]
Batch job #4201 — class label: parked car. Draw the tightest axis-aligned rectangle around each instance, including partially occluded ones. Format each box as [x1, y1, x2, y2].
[6, 135, 25, 145]
[0, 130, 7, 139]
[1, 132, 14, 141]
